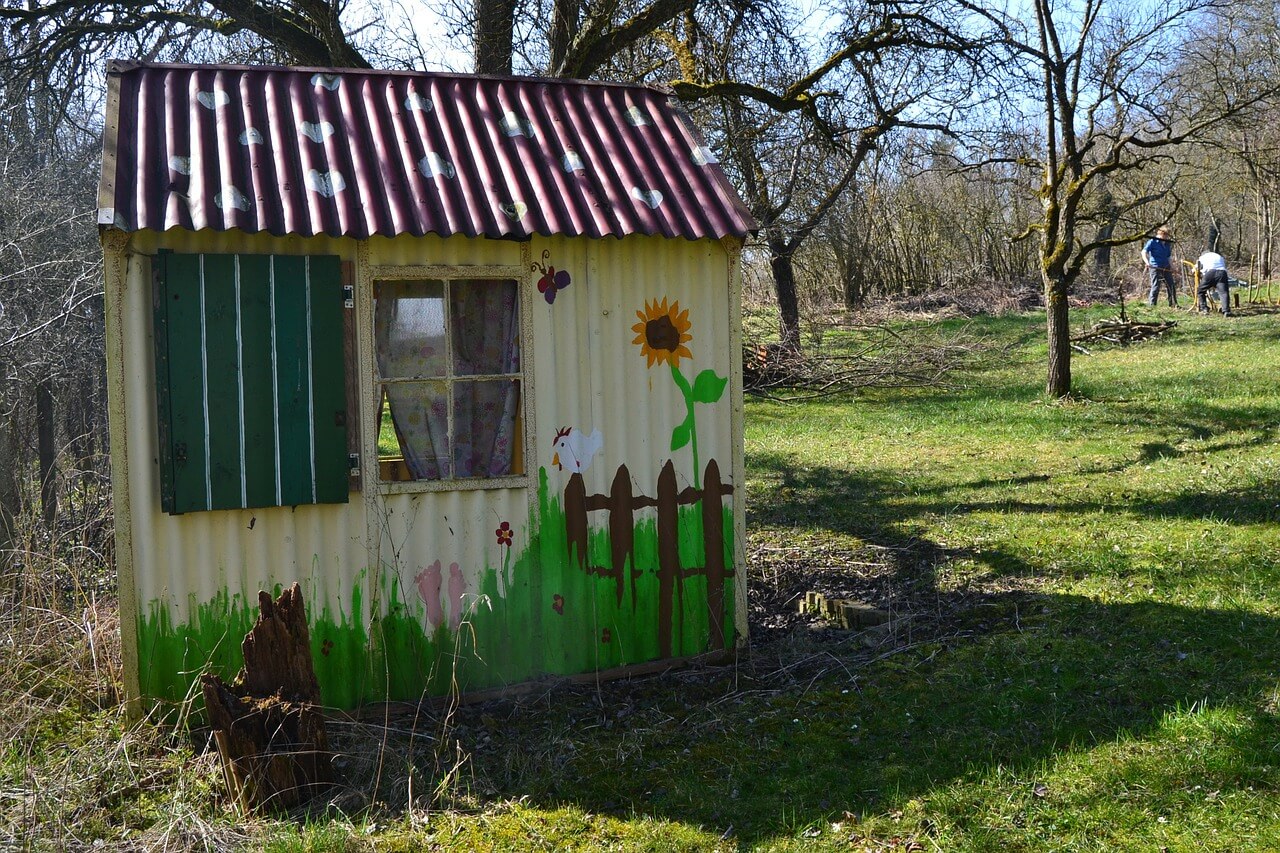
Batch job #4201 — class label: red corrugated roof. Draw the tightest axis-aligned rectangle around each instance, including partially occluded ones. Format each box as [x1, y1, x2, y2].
[98, 61, 756, 241]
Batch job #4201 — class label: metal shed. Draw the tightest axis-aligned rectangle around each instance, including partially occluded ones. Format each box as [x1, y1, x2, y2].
[99, 61, 755, 709]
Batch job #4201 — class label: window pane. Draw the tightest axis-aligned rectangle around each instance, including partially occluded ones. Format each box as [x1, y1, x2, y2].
[381, 381, 449, 480]
[374, 280, 446, 379]
[453, 380, 522, 478]
[450, 279, 520, 376]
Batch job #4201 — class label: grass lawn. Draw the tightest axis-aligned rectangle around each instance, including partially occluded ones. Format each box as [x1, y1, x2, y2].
[6, 302, 1280, 851]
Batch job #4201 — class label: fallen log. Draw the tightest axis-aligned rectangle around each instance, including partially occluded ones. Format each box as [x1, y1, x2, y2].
[201, 583, 331, 813]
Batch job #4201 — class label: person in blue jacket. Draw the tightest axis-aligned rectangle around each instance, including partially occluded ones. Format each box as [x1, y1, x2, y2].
[1142, 226, 1177, 306]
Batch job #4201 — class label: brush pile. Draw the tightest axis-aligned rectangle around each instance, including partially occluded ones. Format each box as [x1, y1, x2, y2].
[742, 323, 987, 400]
[1069, 316, 1176, 353]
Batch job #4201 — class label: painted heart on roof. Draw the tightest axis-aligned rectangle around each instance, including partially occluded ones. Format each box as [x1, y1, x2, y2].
[500, 201, 528, 221]
[239, 128, 264, 146]
[167, 155, 191, 175]
[691, 146, 718, 165]
[311, 73, 341, 90]
[196, 90, 231, 110]
[562, 150, 585, 172]
[499, 112, 535, 138]
[625, 105, 651, 126]
[405, 92, 434, 112]
[215, 185, 251, 211]
[418, 151, 456, 179]
[300, 121, 335, 143]
[630, 187, 664, 209]
[306, 169, 346, 198]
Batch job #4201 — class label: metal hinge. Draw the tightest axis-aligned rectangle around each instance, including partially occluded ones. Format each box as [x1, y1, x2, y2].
[342, 285, 354, 308]
[348, 453, 360, 474]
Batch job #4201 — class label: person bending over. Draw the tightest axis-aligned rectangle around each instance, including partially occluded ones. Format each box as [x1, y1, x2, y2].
[1196, 250, 1232, 316]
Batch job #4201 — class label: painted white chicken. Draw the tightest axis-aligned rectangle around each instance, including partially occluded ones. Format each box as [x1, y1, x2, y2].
[551, 427, 603, 473]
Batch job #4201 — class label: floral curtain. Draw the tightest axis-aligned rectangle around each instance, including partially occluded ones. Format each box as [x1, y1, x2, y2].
[375, 279, 520, 480]
[374, 281, 448, 479]
[450, 280, 520, 477]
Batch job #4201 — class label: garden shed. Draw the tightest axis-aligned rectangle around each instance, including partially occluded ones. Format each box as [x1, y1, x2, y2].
[98, 61, 755, 710]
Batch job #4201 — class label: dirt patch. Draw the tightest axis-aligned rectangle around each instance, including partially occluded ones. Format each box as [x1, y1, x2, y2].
[745, 535, 1039, 645]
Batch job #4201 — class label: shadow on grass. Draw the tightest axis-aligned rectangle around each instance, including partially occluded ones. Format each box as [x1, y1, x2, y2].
[445, 585, 1280, 843]
[420, 449, 1280, 842]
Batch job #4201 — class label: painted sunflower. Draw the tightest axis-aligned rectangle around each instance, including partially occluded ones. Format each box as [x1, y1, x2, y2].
[631, 298, 693, 368]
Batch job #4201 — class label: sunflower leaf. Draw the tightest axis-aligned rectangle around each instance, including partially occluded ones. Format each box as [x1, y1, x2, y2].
[690, 369, 728, 404]
[670, 419, 693, 451]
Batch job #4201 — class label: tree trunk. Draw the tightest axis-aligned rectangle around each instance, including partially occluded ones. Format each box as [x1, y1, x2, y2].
[36, 377, 57, 528]
[1261, 192, 1272, 280]
[202, 584, 331, 813]
[769, 237, 802, 352]
[549, 0, 579, 72]
[840, 246, 866, 310]
[1045, 277, 1072, 398]
[1093, 194, 1118, 283]
[75, 370, 97, 492]
[0, 401, 19, 554]
[474, 0, 516, 74]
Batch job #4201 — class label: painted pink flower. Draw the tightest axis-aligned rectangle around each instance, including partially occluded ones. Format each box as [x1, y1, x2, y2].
[495, 521, 513, 546]
[552, 594, 564, 615]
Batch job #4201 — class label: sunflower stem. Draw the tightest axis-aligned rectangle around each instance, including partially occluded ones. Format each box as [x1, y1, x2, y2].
[670, 363, 700, 489]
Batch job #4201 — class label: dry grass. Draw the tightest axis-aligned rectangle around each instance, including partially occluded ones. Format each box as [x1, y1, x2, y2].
[0, 473, 238, 851]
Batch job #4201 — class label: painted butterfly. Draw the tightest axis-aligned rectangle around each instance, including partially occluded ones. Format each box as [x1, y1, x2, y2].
[532, 249, 571, 304]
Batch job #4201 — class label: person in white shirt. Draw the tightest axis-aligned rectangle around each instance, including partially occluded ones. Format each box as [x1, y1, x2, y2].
[1195, 250, 1232, 315]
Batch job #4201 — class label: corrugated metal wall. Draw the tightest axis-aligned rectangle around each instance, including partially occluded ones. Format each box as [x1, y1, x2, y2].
[117, 231, 374, 706]
[113, 229, 741, 707]
[528, 234, 733, 495]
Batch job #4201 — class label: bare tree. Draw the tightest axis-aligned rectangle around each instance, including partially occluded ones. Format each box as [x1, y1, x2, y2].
[0, 0, 372, 75]
[0, 39, 103, 546]
[663, 0, 987, 351]
[816, 132, 1040, 309]
[967, 0, 1280, 397]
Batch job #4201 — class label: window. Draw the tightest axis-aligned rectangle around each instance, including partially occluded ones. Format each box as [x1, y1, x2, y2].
[373, 278, 524, 483]
[153, 252, 351, 514]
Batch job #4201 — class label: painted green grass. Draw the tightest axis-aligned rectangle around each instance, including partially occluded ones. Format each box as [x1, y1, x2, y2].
[135, 468, 736, 710]
[13, 304, 1280, 850]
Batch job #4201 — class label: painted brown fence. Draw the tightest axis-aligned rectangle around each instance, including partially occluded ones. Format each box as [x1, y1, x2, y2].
[564, 459, 734, 658]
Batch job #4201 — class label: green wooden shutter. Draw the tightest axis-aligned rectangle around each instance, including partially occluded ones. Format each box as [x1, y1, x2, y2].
[153, 252, 350, 514]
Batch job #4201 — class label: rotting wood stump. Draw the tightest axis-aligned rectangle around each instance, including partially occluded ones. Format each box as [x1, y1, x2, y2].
[799, 591, 890, 629]
[201, 583, 331, 813]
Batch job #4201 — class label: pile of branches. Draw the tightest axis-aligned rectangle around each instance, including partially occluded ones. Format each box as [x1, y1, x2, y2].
[1069, 316, 1176, 354]
[743, 324, 987, 401]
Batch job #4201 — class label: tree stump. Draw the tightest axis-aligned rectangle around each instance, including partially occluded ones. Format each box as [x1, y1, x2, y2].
[201, 583, 331, 813]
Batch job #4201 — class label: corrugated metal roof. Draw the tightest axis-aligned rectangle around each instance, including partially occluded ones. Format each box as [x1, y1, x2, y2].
[99, 61, 756, 241]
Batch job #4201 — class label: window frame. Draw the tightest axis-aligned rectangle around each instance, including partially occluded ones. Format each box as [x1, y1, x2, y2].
[365, 262, 533, 495]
